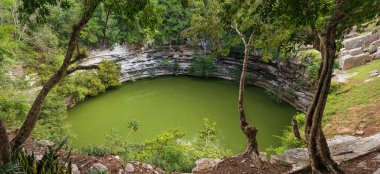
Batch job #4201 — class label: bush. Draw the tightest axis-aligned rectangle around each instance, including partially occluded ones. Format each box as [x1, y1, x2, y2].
[190, 54, 216, 77]
[80, 144, 109, 156]
[266, 113, 306, 155]
[98, 60, 121, 88]
[172, 60, 180, 74]
[5, 138, 73, 174]
[299, 49, 322, 83]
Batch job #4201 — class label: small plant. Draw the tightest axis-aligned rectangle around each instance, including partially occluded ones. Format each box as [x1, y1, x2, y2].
[266, 113, 306, 155]
[0, 163, 22, 174]
[80, 144, 109, 156]
[89, 169, 108, 174]
[190, 54, 216, 78]
[159, 58, 170, 70]
[299, 49, 322, 83]
[171, 60, 180, 75]
[11, 138, 73, 174]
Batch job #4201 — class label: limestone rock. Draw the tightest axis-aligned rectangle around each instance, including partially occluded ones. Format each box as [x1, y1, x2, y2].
[373, 168, 380, 174]
[369, 70, 379, 77]
[364, 79, 373, 83]
[71, 164, 80, 174]
[369, 40, 380, 54]
[125, 163, 134, 173]
[91, 163, 108, 172]
[355, 130, 365, 135]
[349, 47, 363, 56]
[270, 148, 309, 173]
[343, 31, 380, 50]
[36, 140, 54, 147]
[340, 53, 371, 70]
[142, 163, 153, 170]
[192, 158, 222, 173]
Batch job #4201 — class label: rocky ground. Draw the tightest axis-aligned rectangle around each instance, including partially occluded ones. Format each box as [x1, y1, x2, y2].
[21, 131, 380, 174]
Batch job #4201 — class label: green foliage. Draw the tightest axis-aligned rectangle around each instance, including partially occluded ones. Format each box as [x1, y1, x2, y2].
[98, 60, 121, 88]
[190, 54, 216, 77]
[299, 49, 322, 82]
[89, 169, 107, 174]
[266, 113, 306, 155]
[34, 91, 74, 144]
[105, 128, 127, 154]
[172, 60, 180, 74]
[80, 144, 109, 156]
[142, 129, 193, 172]
[0, 163, 22, 174]
[155, 0, 191, 44]
[79, 119, 229, 173]
[11, 138, 72, 174]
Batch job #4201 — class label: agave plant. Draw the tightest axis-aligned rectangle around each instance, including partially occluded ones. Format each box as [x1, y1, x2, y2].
[11, 137, 73, 174]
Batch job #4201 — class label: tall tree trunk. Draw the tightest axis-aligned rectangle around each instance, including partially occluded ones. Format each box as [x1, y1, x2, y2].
[102, 7, 112, 47]
[0, 119, 11, 167]
[304, 20, 344, 174]
[10, 1, 101, 149]
[239, 45, 259, 157]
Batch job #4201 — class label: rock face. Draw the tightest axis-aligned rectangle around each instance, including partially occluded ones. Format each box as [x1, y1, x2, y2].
[271, 133, 380, 173]
[339, 27, 380, 70]
[192, 158, 222, 173]
[91, 163, 108, 172]
[36, 140, 54, 147]
[84, 45, 313, 112]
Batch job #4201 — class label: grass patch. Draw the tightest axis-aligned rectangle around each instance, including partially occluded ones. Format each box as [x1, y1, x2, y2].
[324, 59, 380, 136]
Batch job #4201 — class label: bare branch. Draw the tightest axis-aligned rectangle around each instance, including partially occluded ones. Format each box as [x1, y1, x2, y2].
[66, 64, 99, 75]
[232, 23, 248, 46]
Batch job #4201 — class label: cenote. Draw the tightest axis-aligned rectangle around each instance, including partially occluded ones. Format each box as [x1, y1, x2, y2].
[67, 76, 297, 153]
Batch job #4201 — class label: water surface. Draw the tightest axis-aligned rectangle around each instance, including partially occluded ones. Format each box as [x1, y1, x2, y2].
[67, 76, 296, 153]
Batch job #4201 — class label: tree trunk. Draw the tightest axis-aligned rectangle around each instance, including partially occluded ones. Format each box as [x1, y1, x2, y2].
[304, 21, 344, 174]
[102, 7, 112, 47]
[0, 119, 11, 167]
[238, 44, 259, 157]
[10, 1, 101, 149]
[291, 117, 303, 141]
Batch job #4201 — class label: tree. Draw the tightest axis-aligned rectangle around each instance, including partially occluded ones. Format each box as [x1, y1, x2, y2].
[268, 0, 380, 173]
[0, 0, 148, 167]
[186, 0, 281, 159]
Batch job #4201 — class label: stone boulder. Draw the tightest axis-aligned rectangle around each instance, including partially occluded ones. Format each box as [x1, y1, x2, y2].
[71, 164, 80, 174]
[125, 163, 134, 173]
[349, 47, 363, 56]
[36, 140, 54, 147]
[369, 40, 380, 54]
[343, 31, 380, 50]
[91, 163, 108, 172]
[340, 53, 371, 70]
[192, 158, 222, 173]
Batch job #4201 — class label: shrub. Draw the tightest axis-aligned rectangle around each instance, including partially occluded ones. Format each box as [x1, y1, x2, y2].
[98, 60, 121, 88]
[9, 138, 72, 174]
[171, 60, 180, 74]
[299, 49, 322, 83]
[190, 54, 216, 77]
[80, 144, 109, 156]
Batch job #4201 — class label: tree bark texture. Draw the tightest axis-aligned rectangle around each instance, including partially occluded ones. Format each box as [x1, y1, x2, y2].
[234, 26, 259, 157]
[304, 9, 345, 173]
[0, 119, 11, 167]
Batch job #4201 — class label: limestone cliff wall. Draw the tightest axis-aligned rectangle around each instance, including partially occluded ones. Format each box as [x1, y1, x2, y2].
[84, 46, 313, 112]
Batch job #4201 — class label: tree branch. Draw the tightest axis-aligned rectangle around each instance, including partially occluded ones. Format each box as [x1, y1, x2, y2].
[66, 64, 99, 75]
[233, 23, 248, 46]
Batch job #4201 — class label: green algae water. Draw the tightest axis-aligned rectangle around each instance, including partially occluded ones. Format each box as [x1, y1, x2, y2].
[67, 76, 296, 153]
